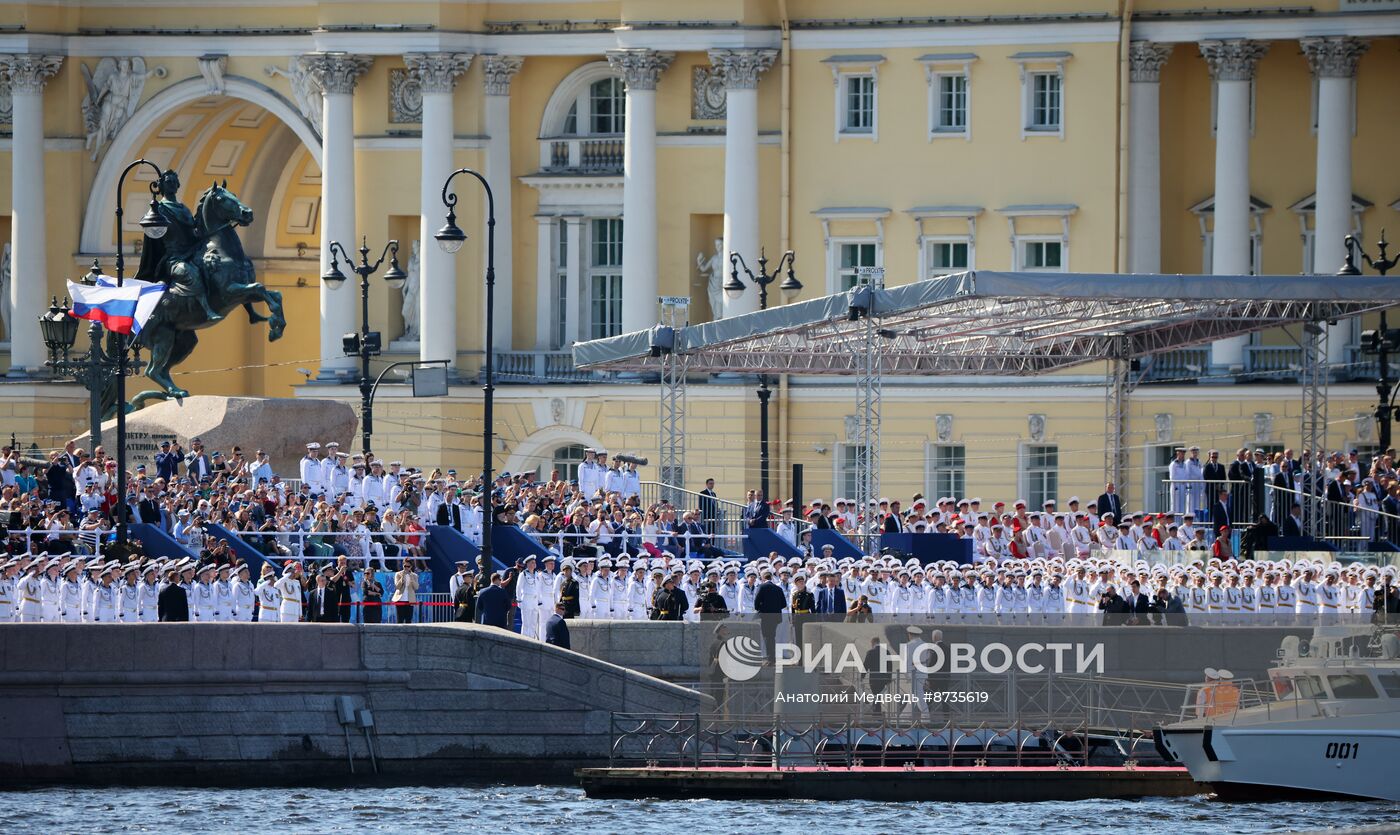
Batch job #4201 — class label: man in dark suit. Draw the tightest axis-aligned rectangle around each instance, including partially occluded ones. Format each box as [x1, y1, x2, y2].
[745, 492, 771, 528]
[1095, 482, 1123, 526]
[136, 488, 162, 525]
[1281, 503, 1304, 537]
[544, 602, 571, 649]
[474, 572, 511, 629]
[184, 438, 213, 483]
[157, 573, 189, 622]
[45, 455, 77, 513]
[753, 571, 787, 662]
[328, 559, 352, 622]
[1098, 585, 1130, 626]
[698, 478, 720, 536]
[154, 440, 182, 483]
[307, 570, 337, 622]
[882, 500, 905, 534]
[1227, 448, 1256, 520]
[815, 571, 847, 614]
[1123, 580, 1152, 625]
[1203, 449, 1227, 503]
[1210, 489, 1232, 539]
[436, 498, 464, 530]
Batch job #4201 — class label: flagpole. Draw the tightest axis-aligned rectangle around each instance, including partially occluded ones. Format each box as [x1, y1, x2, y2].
[112, 159, 167, 547]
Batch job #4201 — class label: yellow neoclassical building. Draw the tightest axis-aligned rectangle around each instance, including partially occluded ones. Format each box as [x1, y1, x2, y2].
[0, 0, 1398, 510]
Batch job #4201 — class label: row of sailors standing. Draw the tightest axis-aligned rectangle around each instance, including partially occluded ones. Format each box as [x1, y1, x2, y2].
[297, 442, 407, 506]
[576, 448, 640, 500]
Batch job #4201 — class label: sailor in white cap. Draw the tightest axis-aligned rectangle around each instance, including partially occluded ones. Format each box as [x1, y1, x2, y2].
[84, 566, 116, 623]
[58, 561, 84, 623]
[254, 564, 280, 623]
[114, 564, 140, 623]
[231, 564, 255, 622]
[516, 555, 543, 639]
[1195, 667, 1221, 718]
[578, 448, 602, 499]
[277, 561, 304, 623]
[138, 564, 162, 622]
[625, 563, 650, 620]
[0, 559, 16, 623]
[301, 442, 325, 498]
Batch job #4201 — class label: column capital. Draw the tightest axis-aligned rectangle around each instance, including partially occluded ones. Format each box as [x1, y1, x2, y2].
[707, 48, 777, 91]
[482, 55, 524, 96]
[0, 54, 63, 94]
[605, 48, 674, 92]
[299, 52, 373, 95]
[1300, 36, 1368, 80]
[404, 52, 472, 94]
[1198, 39, 1269, 82]
[1128, 41, 1172, 84]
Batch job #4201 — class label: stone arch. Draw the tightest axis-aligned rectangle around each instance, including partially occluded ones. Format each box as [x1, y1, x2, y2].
[538, 60, 622, 138]
[504, 426, 604, 477]
[80, 75, 322, 253]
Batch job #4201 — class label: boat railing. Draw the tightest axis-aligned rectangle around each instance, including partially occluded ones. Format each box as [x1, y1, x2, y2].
[1176, 677, 1324, 724]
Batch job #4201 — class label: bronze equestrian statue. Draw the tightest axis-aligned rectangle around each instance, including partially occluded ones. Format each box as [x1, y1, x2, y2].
[115, 170, 285, 410]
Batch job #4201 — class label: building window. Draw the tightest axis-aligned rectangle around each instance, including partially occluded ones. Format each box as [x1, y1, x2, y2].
[924, 237, 971, 278]
[928, 444, 966, 501]
[841, 74, 876, 134]
[553, 219, 570, 349]
[589, 218, 623, 339]
[562, 76, 625, 136]
[1019, 238, 1064, 271]
[837, 444, 865, 503]
[833, 240, 880, 292]
[934, 73, 968, 134]
[550, 444, 587, 482]
[1025, 444, 1058, 511]
[1027, 72, 1062, 132]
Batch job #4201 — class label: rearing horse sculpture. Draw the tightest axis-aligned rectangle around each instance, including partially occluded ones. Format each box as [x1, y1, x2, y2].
[122, 182, 286, 408]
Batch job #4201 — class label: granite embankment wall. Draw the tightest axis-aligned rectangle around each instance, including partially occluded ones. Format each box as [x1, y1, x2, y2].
[0, 623, 706, 786]
[566, 621, 1315, 684]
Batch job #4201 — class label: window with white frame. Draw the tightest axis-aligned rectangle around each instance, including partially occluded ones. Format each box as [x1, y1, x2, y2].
[837, 444, 865, 503]
[551, 444, 587, 483]
[833, 241, 881, 292]
[1024, 445, 1058, 511]
[1019, 238, 1064, 271]
[934, 73, 968, 134]
[562, 76, 625, 136]
[553, 219, 570, 348]
[841, 73, 876, 134]
[1027, 72, 1062, 132]
[589, 218, 624, 339]
[928, 444, 966, 501]
[924, 237, 972, 277]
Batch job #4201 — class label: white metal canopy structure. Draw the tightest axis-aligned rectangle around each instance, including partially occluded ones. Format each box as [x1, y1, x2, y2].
[573, 270, 1400, 541]
[574, 271, 1397, 375]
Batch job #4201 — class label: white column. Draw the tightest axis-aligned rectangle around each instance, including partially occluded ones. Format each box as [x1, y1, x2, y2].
[482, 56, 523, 354]
[406, 53, 472, 371]
[2, 54, 62, 376]
[710, 48, 777, 319]
[1200, 39, 1267, 370]
[534, 215, 554, 349]
[1126, 42, 1171, 275]
[564, 215, 583, 345]
[1303, 37, 1368, 366]
[607, 48, 674, 335]
[301, 53, 372, 380]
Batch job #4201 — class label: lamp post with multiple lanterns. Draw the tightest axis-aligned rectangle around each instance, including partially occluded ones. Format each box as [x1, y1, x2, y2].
[1341, 232, 1400, 450]
[320, 238, 407, 458]
[723, 248, 801, 500]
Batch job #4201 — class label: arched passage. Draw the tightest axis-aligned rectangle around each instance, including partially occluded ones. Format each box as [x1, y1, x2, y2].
[80, 75, 321, 254]
[504, 426, 604, 479]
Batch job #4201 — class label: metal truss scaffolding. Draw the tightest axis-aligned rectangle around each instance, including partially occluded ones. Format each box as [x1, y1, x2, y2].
[1300, 315, 1330, 539]
[658, 299, 689, 506]
[1104, 336, 1132, 503]
[854, 307, 881, 551]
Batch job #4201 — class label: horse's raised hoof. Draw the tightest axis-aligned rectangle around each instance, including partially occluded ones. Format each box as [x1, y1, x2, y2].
[167, 387, 190, 400]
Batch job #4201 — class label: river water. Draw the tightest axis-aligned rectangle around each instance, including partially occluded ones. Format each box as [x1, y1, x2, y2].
[1, 785, 1395, 834]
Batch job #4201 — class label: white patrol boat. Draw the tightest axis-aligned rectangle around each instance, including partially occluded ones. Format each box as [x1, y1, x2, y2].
[1156, 626, 1400, 802]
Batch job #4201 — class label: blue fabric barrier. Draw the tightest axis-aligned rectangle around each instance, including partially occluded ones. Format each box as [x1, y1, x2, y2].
[203, 523, 267, 579]
[425, 525, 511, 591]
[810, 529, 863, 560]
[879, 532, 974, 565]
[129, 522, 195, 560]
[742, 527, 803, 562]
[492, 524, 553, 566]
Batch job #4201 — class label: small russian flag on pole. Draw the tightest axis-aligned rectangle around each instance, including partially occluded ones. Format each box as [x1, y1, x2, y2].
[66, 276, 166, 336]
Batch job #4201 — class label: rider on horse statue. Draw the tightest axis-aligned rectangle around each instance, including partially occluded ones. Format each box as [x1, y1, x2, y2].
[134, 169, 223, 323]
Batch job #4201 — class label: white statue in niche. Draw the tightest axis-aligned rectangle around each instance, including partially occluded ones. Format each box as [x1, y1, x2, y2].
[400, 239, 421, 341]
[695, 237, 725, 321]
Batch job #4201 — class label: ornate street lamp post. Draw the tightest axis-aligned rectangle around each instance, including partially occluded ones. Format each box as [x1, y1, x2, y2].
[320, 238, 407, 457]
[434, 167, 496, 578]
[723, 249, 800, 500]
[1341, 232, 1400, 450]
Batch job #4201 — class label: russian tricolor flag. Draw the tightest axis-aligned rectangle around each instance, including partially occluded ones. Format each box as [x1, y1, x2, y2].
[66, 276, 166, 335]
